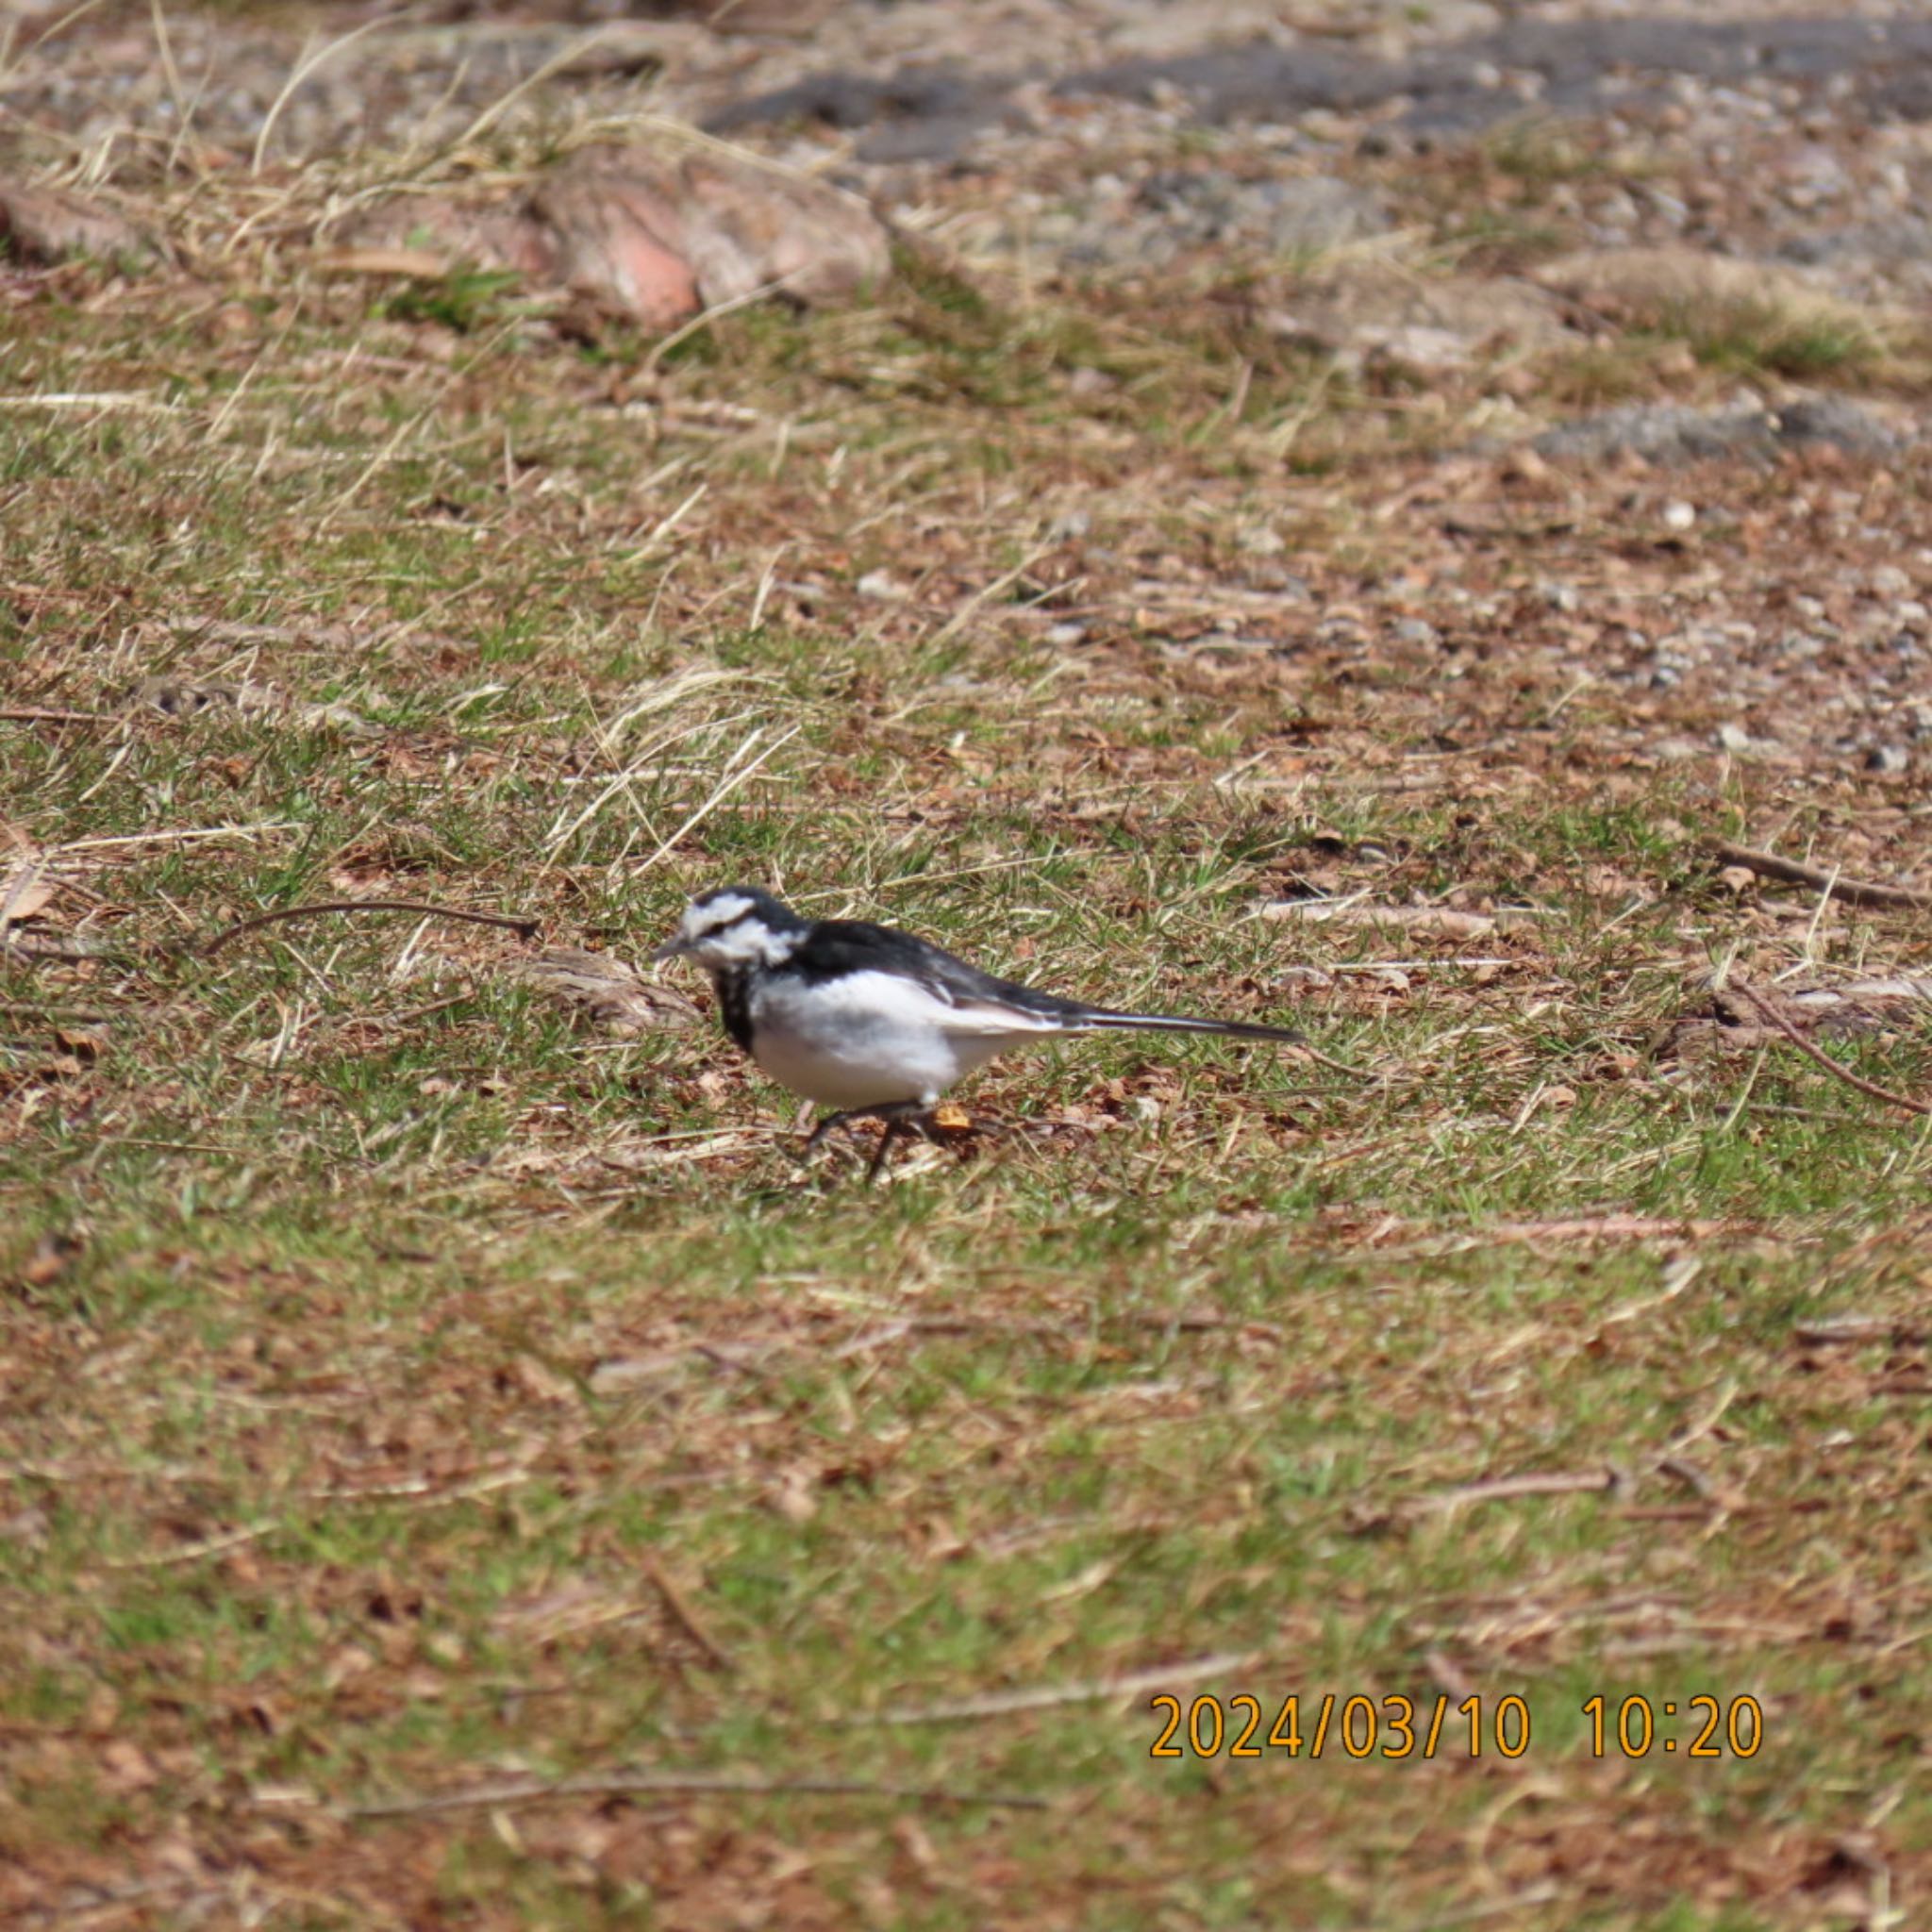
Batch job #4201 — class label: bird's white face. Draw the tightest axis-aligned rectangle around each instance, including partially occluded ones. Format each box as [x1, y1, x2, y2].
[654, 890, 802, 972]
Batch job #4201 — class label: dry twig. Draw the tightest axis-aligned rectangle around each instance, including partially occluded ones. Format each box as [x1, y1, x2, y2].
[1414, 1468, 1626, 1513]
[1729, 982, 1930, 1117]
[196, 898, 541, 958]
[341, 1771, 1048, 1818]
[1709, 841, 1932, 913]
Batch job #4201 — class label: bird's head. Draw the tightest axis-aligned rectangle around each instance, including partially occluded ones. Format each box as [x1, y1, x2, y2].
[652, 885, 807, 972]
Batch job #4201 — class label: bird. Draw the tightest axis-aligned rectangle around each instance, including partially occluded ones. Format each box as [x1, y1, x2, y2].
[652, 884, 1304, 1177]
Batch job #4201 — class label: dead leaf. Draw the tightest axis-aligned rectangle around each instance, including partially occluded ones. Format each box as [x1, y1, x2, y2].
[769, 1468, 817, 1525]
[517, 948, 700, 1035]
[0, 866, 54, 927]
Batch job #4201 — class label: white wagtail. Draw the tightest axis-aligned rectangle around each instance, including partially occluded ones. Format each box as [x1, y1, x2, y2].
[652, 885, 1303, 1175]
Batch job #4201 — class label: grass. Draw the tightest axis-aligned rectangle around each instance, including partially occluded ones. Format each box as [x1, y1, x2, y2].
[4, 80, 1932, 1932]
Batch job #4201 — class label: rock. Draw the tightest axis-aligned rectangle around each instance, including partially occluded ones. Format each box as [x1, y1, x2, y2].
[533, 158, 702, 328]
[1652, 737, 1705, 764]
[0, 179, 157, 267]
[666, 149, 890, 308]
[1057, 14, 1932, 134]
[1534, 244, 1897, 344]
[706, 66, 1005, 165]
[1780, 215, 1932, 273]
[1771, 396, 1901, 461]
[1532, 398, 1899, 469]
[1357, 324, 1474, 374]
[1267, 264, 1564, 367]
[1137, 171, 1387, 258]
[333, 141, 889, 328]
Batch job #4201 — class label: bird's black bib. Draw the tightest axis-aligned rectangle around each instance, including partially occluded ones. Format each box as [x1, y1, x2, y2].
[713, 965, 755, 1053]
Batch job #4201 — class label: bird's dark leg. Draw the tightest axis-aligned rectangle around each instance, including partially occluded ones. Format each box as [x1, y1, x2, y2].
[802, 1111, 849, 1159]
[803, 1101, 934, 1179]
[865, 1114, 908, 1183]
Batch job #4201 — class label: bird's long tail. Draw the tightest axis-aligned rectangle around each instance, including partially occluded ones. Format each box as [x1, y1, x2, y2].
[1080, 1009, 1304, 1045]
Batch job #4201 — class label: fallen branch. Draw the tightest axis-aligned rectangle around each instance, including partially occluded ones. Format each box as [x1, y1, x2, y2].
[341, 1770, 1048, 1819]
[197, 898, 541, 958]
[1414, 1468, 1627, 1513]
[1709, 841, 1932, 913]
[1729, 981, 1931, 1117]
[0, 706, 108, 724]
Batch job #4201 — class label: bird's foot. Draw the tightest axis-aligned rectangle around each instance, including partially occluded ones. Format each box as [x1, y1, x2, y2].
[802, 1102, 937, 1182]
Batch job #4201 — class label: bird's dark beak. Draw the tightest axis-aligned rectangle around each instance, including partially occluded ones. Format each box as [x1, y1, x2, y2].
[650, 935, 689, 964]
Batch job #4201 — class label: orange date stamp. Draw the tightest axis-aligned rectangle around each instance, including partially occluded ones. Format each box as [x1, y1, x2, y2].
[1150, 1693, 1765, 1761]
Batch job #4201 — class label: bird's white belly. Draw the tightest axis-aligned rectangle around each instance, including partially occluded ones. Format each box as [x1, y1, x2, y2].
[747, 972, 1010, 1108]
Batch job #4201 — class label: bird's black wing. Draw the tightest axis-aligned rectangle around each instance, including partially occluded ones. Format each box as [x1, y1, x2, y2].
[791, 918, 1302, 1042]
[788, 920, 1091, 1023]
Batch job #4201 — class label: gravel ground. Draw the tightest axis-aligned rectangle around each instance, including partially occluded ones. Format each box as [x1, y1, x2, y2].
[2, 0, 1928, 773]
[8, 0, 1922, 312]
